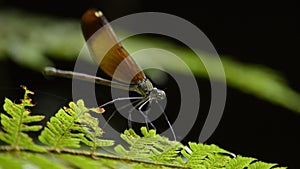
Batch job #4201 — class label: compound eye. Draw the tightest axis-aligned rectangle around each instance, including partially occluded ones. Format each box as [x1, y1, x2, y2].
[158, 90, 166, 100]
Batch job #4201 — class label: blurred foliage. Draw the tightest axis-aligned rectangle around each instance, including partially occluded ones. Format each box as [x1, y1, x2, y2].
[0, 9, 83, 70]
[1, 9, 300, 115]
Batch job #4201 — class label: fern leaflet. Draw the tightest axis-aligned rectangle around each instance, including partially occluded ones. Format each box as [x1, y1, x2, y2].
[247, 161, 278, 169]
[0, 86, 45, 152]
[179, 142, 233, 168]
[38, 99, 114, 152]
[115, 127, 182, 163]
[202, 153, 232, 168]
[76, 100, 114, 153]
[38, 102, 84, 150]
[225, 155, 256, 169]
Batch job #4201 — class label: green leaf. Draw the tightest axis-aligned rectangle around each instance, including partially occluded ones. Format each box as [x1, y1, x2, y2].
[38, 102, 85, 150]
[0, 153, 24, 169]
[39, 121, 81, 149]
[0, 86, 45, 152]
[247, 161, 277, 169]
[115, 127, 183, 163]
[0, 9, 82, 70]
[0, 151, 178, 169]
[0, 88, 287, 168]
[203, 154, 231, 168]
[38, 99, 114, 152]
[226, 155, 256, 169]
[180, 142, 233, 168]
[58, 154, 116, 169]
[78, 106, 114, 153]
[23, 153, 65, 169]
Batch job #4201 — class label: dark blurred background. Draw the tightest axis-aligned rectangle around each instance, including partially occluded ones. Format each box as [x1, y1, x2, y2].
[0, 1, 299, 168]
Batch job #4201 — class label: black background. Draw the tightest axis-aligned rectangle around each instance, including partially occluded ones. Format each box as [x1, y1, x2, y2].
[0, 1, 299, 168]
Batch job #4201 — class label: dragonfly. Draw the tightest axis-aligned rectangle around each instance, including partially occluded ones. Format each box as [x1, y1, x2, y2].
[44, 9, 176, 140]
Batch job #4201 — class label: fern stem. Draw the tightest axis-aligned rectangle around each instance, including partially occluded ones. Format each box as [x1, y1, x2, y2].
[55, 148, 187, 168]
[0, 145, 186, 168]
[12, 105, 25, 150]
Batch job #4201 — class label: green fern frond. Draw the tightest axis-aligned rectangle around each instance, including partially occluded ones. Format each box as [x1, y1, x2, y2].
[38, 99, 114, 152]
[202, 154, 231, 168]
[180, 143, 287, 169]
[0, 86, 45, 152]
[179, 142, 233, 168]
[38, 100, 92, 150]
[76, 100, 114, 153]
[225, 155, 256, 169]
[0, 87, 288, 168]
[247, 161, 277, 169]
[38, 103, 84, 150]
[115, 127, 183, 163]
